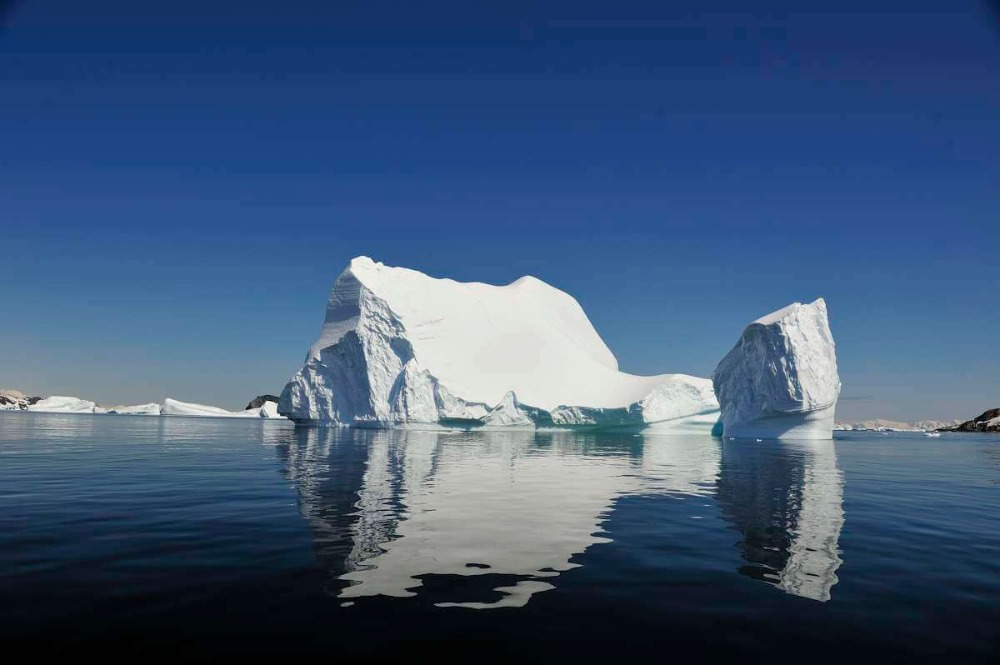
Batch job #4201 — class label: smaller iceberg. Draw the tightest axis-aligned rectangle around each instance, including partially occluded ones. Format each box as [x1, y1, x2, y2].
[16, 394, 286, 420]
[713, 299, 840, 440]
[106, 403, 162, 416]
[161, 397, 287, 419]
[28, 396, 98, 413]
[27, 395, 161, 415]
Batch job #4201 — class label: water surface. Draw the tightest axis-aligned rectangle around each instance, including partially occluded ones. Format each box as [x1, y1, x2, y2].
[0, 412, 997, 658]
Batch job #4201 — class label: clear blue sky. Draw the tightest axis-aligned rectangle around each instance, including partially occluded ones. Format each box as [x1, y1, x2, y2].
[1, 0, 998, 420]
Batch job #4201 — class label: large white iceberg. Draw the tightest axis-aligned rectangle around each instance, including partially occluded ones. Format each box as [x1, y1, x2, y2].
[279, 257, 720, 429]
[712, 299, 840, 440]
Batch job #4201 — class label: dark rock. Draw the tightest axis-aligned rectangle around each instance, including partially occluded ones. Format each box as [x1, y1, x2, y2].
[944, 408, 1000, 432]
[0, 392, 42, 409]
[245, 394, 281, 410]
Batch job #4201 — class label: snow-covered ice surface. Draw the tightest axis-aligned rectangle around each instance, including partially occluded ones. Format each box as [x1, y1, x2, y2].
[161, 398, 252, 418]
[834, 419, 959, 432]
[13, 395, 286, 420]
[280, 257, 720, 429]
[107, 403, 162, 416]
[713, 299, 840, 440]
[161, 398, 286, 419]
[28, 395, 99, 413]
[259, 401, 282, 419]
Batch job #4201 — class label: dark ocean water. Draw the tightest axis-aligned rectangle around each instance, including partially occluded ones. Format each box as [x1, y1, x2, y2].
[0, 412, 997, 660]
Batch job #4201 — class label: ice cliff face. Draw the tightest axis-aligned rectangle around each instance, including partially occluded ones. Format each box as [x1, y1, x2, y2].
[280, 257, 720, 429]
[713, 299, 840, 440]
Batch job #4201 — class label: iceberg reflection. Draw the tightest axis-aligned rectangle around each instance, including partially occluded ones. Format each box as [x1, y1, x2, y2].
[280, 428, 844, 608]
[338, 430, 635, 608]
[717, 439, 845, 602]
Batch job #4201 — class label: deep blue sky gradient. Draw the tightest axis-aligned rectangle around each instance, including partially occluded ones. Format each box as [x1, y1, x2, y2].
[1, 1, 998, 420]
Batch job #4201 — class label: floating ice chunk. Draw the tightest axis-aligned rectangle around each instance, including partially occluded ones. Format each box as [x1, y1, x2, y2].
[482, 392, 543, 428]
[713, 299, 840, 440]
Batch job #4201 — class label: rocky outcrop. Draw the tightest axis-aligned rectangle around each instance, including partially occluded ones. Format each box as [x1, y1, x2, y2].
[0, 390, 42, 410]
[945, 408, 1000, 433]
[246, 395, 281, 410]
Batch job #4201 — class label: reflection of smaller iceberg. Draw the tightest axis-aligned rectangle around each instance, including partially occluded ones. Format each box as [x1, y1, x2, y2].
[717, 439, 844, 602]
[778, 445, 845, 601]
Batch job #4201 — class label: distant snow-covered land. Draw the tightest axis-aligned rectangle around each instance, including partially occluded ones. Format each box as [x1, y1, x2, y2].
[0, 389, 41, 411]
[0, 390, 288, 420]
[834, 419, 960, 432]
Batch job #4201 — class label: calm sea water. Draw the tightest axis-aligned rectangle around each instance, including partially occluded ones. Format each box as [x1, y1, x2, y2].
[0, 412, 997, 659]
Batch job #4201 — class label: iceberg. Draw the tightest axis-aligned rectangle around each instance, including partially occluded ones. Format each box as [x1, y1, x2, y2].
[24, 394, 160, 415]
[259, 400, 282, 419]
[161, 397, 287, 419]
[7, 393, 285, 420]
[713, 299, 840, 440]
[107, 403, 162, 416]
[279, 257, 720, 429]
[28, 395, 98, 413]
